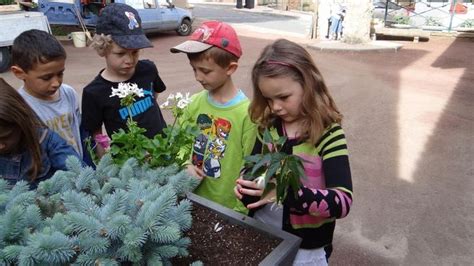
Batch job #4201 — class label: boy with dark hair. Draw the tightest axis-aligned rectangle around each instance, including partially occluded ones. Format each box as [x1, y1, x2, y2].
[11, 29, 83, 157]
[81, 3, 167, 157]
[171, 20, 257, 213]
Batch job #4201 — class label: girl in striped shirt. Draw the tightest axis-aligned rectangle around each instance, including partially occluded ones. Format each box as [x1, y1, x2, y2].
[235, 39, 353, 265]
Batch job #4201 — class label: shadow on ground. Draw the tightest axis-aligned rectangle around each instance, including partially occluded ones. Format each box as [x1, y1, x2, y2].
[327, 37, 473, 265]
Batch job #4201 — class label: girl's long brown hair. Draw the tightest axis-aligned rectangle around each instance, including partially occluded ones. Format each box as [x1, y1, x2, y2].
[0, 78, 43, 181]
[250, 39, 342, 145]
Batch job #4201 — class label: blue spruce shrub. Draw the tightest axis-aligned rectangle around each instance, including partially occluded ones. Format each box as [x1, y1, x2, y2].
[0, 155, 200, 264]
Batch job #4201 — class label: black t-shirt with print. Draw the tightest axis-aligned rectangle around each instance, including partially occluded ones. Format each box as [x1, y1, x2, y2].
[81, 60, 167, 138]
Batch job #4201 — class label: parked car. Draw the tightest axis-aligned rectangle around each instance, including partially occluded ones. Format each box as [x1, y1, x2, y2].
[136, 0, 193, 36]
[0, 0, 193, 73]
[37, 0, 194, 36]
[0, 10, 50, 72]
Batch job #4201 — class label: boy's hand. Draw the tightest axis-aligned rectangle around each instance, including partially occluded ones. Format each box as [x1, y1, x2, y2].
[186, 164, 205, 181]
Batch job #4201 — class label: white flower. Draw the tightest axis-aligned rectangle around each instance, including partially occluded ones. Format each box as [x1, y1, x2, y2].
[160, 100, 170, 108]
[160, 91, 192, 109]
[177, 99, 190, 109]
[110, 82, 144, 99]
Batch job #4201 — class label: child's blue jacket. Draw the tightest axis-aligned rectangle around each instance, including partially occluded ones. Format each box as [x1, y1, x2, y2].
[0, 128, 80, 189]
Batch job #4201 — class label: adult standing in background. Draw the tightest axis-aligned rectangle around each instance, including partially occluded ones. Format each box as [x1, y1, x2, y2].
[329, 3, 346, 40]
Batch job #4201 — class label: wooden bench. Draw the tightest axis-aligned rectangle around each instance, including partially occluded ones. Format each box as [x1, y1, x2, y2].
[373, 27, 430, 42]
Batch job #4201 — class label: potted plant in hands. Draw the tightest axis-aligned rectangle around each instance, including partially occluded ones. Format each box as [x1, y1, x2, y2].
[241, 128, 307, 206]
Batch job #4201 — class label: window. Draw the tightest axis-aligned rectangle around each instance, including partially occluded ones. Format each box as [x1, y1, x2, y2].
[144, 0, 156, 8]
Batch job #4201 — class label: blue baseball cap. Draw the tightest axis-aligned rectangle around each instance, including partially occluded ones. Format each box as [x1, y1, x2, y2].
[96, 3, 153, 49]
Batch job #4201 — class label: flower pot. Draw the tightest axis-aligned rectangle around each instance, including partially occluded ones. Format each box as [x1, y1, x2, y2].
[241, 192, 262, 208]
[186, 192, 302, 265]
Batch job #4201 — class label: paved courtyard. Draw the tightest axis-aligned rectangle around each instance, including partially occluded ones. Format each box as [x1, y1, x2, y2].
[1, 20, 473, 264]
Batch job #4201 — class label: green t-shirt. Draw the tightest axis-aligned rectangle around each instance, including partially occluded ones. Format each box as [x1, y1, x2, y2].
[183, 91, 257, 214]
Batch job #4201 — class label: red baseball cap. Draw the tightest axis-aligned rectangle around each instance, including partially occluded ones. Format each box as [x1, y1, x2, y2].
[170, 20, 242, 58]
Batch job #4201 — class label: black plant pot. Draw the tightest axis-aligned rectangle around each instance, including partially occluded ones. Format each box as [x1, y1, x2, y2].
[240, 190, 261, 208]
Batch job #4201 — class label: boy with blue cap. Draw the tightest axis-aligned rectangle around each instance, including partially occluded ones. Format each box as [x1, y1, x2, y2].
[81, 3, 167, 157]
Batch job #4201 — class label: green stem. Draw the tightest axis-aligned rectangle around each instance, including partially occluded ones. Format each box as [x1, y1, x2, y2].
[127, 106, 134, 125]
[127, 106, 132, 119]
[165, 118, 178, 147]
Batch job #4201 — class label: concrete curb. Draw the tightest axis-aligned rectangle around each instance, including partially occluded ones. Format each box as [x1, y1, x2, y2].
[191, 1, 313, 19]
[307, 40, 403, 52]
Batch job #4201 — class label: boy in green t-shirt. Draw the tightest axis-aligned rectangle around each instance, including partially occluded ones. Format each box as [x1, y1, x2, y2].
[171, 20, 257, 213]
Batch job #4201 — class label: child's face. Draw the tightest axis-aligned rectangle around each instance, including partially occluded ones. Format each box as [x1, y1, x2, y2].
[258, 76, 304, 124]
[104, 42, 140, 79]
[12, 59, 65, 101]
[189, 57, 234, 93]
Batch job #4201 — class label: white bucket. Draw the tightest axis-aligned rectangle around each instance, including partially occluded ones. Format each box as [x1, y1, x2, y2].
[71, 31, 86, 48]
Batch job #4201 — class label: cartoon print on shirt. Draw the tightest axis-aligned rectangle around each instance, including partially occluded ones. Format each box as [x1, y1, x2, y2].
[192, 134, 208, 169]
[214, 118, 231, 140]
[192, 114, 213, 169]
[197, 114, 213, 135]
[204, 138, 226, 178]
[191, 114, 231, 178]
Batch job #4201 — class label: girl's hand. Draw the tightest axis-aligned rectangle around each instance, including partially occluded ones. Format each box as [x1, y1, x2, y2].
[235, 178, 264, 199]
[246, 188, 276, 209]
[186, 164, 205, 181]
[236, 178, 277, 209]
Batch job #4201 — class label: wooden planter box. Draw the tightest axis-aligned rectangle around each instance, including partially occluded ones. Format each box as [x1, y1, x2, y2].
[187, 193, 302, 265]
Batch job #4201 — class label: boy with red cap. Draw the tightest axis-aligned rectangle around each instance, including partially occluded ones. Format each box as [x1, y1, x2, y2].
[171, 20, 256, 213]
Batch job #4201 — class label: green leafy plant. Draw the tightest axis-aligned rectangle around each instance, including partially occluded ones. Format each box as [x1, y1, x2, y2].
[109, 119, 151, 164]
[0, 0, 16, 5]
[0, 156, 200, 264]
[84, 135, 100, 165]
[425, 16, 442, 26]
[242, 128, 306, 204]
[393, 14, 410, 25]
[460, 19, 474, 28]
[105, 85, 199, 168]
[152, 93, 200, 167]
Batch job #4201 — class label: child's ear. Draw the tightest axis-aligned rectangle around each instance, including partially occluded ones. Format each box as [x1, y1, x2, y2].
[10, 66, 27, 80]
[226, 62, 238, 75]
